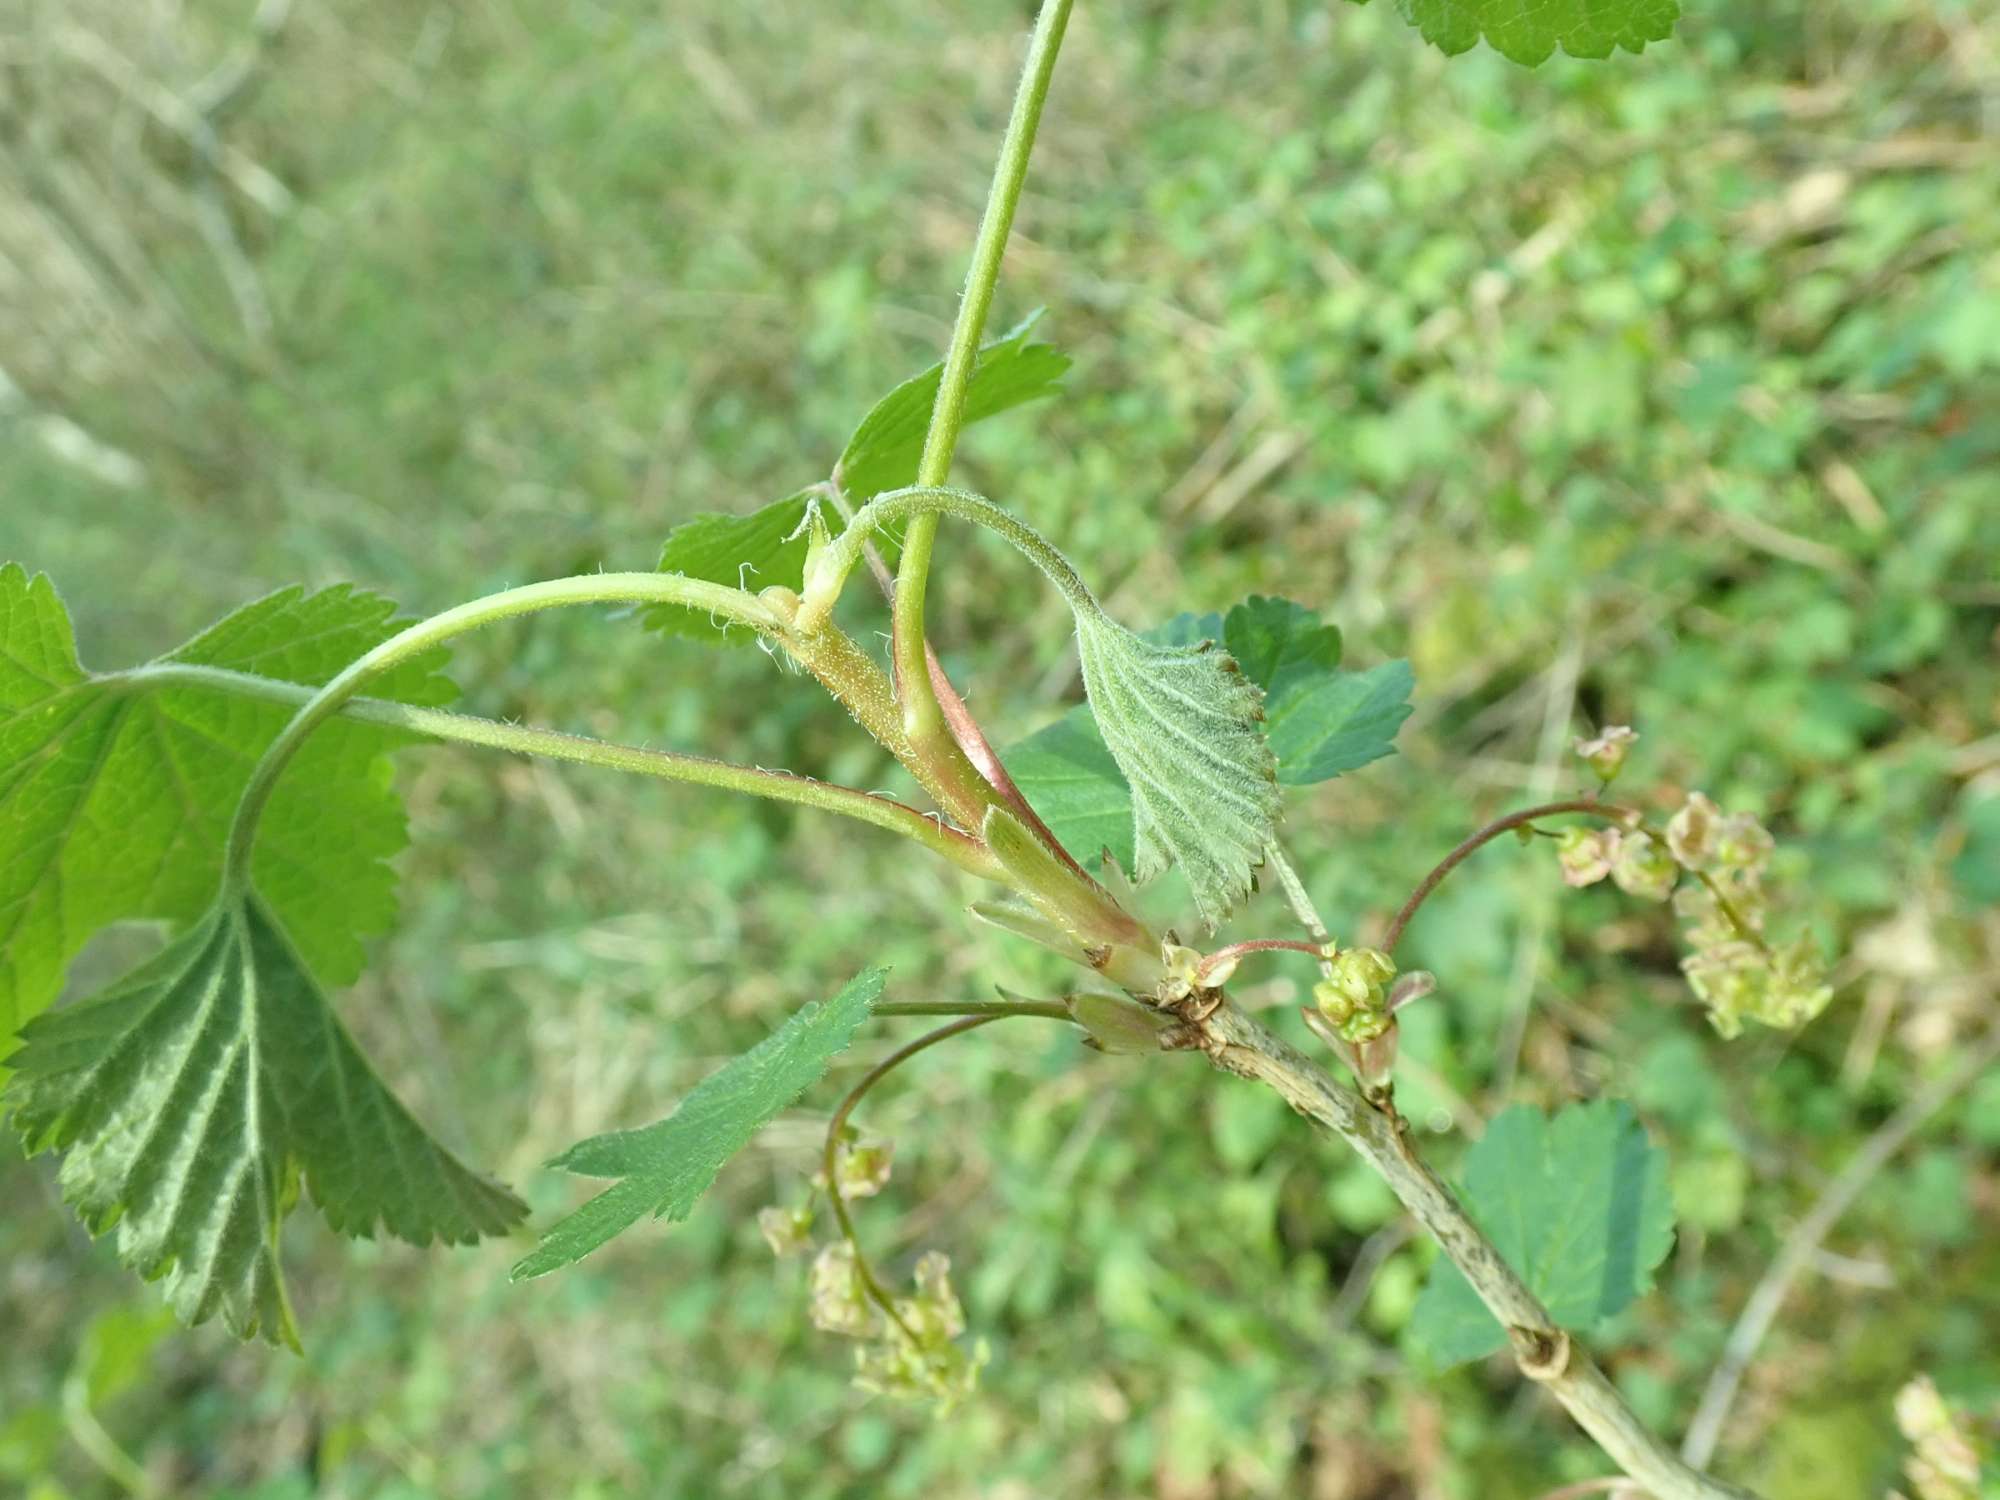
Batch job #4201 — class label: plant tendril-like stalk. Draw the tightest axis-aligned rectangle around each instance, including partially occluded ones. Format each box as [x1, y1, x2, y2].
[107, 662, 1000, 877]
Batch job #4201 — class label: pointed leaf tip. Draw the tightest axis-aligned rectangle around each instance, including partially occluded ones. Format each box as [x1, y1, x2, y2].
[512, 966, 886, 1280]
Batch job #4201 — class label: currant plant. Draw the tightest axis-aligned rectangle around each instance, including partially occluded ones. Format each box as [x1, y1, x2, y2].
[5, 2, 1836, 1496]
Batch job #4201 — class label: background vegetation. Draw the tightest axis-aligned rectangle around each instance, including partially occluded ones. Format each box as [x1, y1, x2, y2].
[3, 0, 1996, 1495]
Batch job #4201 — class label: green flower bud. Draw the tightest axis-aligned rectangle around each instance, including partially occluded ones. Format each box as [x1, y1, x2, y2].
[1336, 1008, 1392, 1045]
[1681, 943, 1763, 1039]
[1315, 946, 1396, 1035]
[1714, 811, 1775, 875]
[1761, 935, 1833, 1029]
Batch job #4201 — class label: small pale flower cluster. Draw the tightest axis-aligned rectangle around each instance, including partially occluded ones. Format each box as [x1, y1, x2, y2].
[1555, 825, 1675, 899]
[807, 1242, 988, 1411]
[1893, 1376, 1988, 1500]
[1666, 791, 1829, 1037]
[853, 1252, 989, 1410]
[764, 1152, 986, 1412]
[1556, 768, 1833, 1038]
[1313, 945, 1397, 1044]
[805, 1240, 876, 1335]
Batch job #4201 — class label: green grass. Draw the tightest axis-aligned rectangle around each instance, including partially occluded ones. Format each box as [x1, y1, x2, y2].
[3, 0, 1997, 1495]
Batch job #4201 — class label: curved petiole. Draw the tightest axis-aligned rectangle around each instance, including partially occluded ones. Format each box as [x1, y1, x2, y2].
[802, 484, 1099, 635]
[107, 662, 1002, 878]
[221, 571, 783, 889]
[1381, 798, 1636, 954]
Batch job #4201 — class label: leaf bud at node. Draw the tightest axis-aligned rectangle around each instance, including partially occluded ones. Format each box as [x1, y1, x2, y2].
[1160, 941, 1205, 1002]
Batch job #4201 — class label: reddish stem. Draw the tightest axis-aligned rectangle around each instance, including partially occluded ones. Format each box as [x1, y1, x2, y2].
[848, 487, 1093, 885]
[1198, 938, 1324, 983]
[1381, 798, 1637, 955]
[924, 640, 1092, 882]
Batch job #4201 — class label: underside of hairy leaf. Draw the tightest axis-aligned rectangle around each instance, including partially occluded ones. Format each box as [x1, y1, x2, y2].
[647, 315, 1068, 643]
[0, 565, 453, 1056]
[5, 897, 525, 1347]
[513, 966, 884, 1279]
[1386, 0, 1680, 65]
[1007, 597, 1412, 914]
[1072, 609, 1280, 930]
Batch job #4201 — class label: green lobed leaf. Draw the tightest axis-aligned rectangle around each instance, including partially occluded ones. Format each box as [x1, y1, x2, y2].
[1407, 1100, 1675, 1368]
[0, 565, 453, 1057]
[642, 488, 819, 643]
[999, 705, 1137, 873]
[1073, 610, 1281, 930]
[1951, 794, 2000, 905]
[837, 311, 1071, 504]
[1005, 597, 1412, 887]
[647, 315, 1069, 644]
[1387, 0, 1680, 66]
[5, 897, 525, 1347]
[1265, 658, 1414, 786]
[1222, 596, 1343, 705]
[512, 966, 886, 1280]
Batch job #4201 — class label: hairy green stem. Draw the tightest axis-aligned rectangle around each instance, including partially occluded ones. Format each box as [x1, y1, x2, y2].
[109, 663, 999, 878]
[220, 573, 779, 889]
[892, 0, 1073, 747]
[806, 485, 1098, 635]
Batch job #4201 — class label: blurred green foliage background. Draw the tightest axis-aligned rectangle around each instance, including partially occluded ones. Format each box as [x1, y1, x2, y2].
[3, 0, 1997, 1496]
